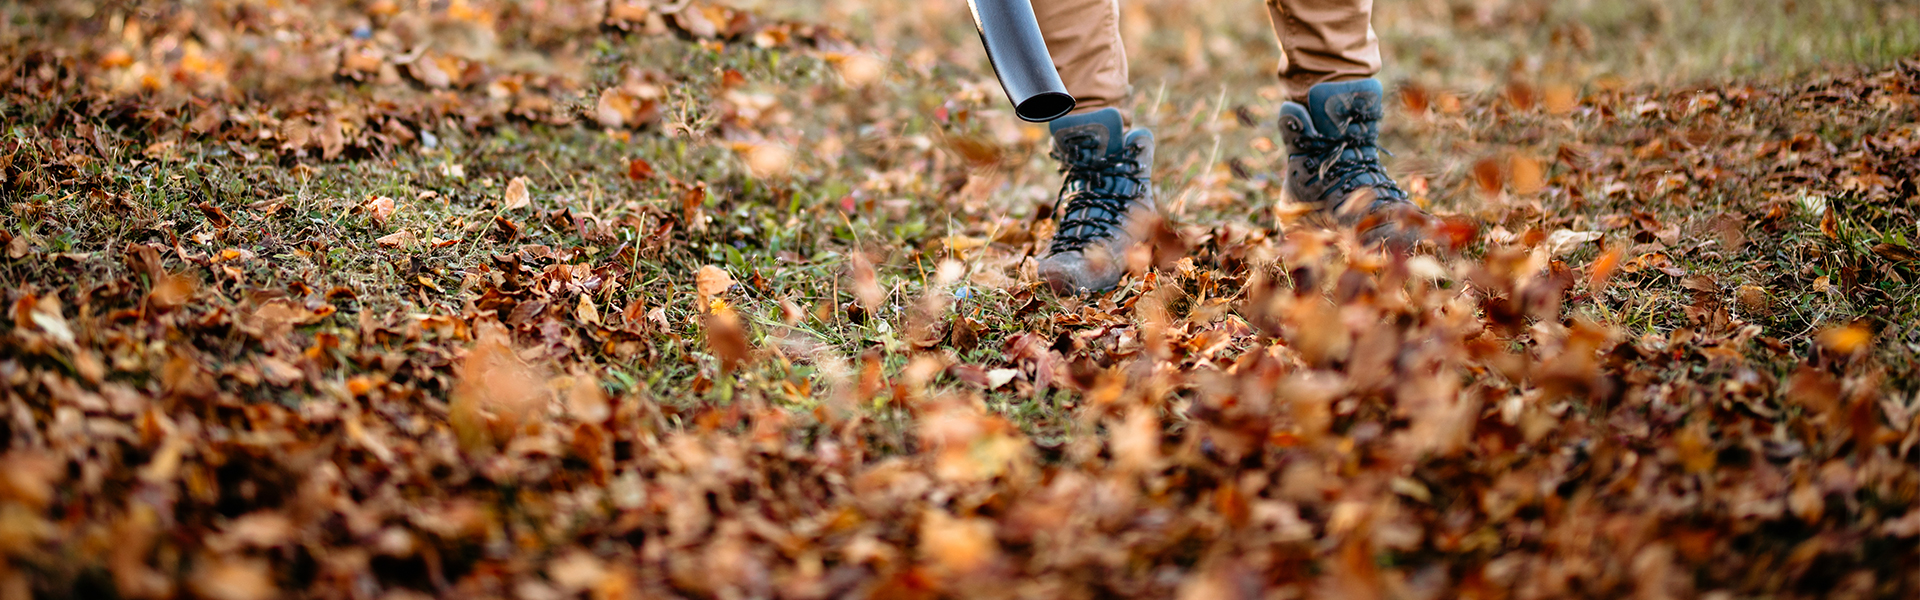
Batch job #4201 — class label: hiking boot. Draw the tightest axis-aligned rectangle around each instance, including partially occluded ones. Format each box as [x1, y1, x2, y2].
[1038, 107, 1156, 294]
[1279, 79, 1427, 249]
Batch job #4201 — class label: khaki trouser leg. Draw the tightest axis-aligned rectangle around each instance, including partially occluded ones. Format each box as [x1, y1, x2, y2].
[1035, 0, 1380, 111]
[1266, 0, 1382, 103]
[1034, 0, 1128, 115]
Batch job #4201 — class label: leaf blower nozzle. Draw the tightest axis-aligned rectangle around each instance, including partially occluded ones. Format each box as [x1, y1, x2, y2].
[968, 0, 1076, 122]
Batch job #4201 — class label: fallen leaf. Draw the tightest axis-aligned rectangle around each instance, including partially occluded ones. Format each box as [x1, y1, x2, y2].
[1542, 83, 1579, 114]
[449, 322, 548, 452]
[919, 511, 998, 575]
[627, 158, 655, 181]
[28, 302, 75, 346]
[1588, 246, 1625, 293]
[850, 253, 883, 312]
[375, 230, 416, 248]
[704, 311, 751, 373]
[504, 176, 531, 211]
[364, 195, 396, 225]
[1872, 243, 1918, 263]
[696, 265, 735, 303]
[1545, 229, 1602, 256]
[576, 295, 601, 326]
[1472, 157, 1505, 195]
[189, 556, 276, 600]
[256, 356, 303, 387]
[1111, 407, 1160, 473]
[1817, 324, 1872, 355]
[548, 550, 609, 593]
[220, 512, 297, 549]
[565, 374, 610, 423]
[1736, 285, 1770, 316]
[1509, 155, 1546, 195]
[197, 201, 234, 229]
[824, 52, 886, 87]
[732, 142, 793, 179]
[985, 368, 1019, 389]
[1885, 511, 1920, 537]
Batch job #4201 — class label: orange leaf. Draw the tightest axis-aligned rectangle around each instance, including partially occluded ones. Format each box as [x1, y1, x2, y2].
[1817, 323, 1872, 355]
[695, 265, 735, 303]
[1588, 246, 1624, 293]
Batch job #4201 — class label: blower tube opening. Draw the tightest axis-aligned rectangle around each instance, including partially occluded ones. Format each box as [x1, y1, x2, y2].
[968, 0, 1077, 123]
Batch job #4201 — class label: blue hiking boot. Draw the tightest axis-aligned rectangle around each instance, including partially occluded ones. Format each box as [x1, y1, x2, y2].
[1037, 107, 1157, 294]
[1279, 79, 1428, 249]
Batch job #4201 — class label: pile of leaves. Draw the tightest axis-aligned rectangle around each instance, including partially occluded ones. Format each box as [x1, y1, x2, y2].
[1, 0, 852, 163]
[3, 0, 1919, 598]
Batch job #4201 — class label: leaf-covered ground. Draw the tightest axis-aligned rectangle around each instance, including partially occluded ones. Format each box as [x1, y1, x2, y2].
[2, 1, 1919, 598]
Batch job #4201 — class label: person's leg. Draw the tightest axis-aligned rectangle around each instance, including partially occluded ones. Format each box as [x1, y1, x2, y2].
[1265, 0, 1382, 103]
[1267, 0, 1427, 248]
[1034, 0, 1128, 115]
[1030, 0, 1154, 293]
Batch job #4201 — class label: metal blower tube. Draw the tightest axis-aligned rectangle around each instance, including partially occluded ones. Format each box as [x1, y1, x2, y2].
[967, 0, 1077, 122]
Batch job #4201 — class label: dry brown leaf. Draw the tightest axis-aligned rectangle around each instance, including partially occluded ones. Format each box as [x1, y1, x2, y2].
[504, 176, 531, 211]
[1471, 156, 1505, 195]
[0, 453, 62, 509]
[564, 373, 610, 423]
[189, 556, 276, 600]
[627, 157, 656, 181]
[1509, 155, 1546, 195]
[576, 295, 601, 326]
[919, 511, 998, 576]
[729, 142, 793, 179]
[548, 550, 610, 593]
[850, 253, 883, 313]
[449, 322, 549, 452]
[1542, 83, 1580, 114]
[1545, 229, 1602, 256]
[1736, 285, 1771, 316]
[364, 195, 396, 224]
[1111, 407, 1160, 473]
[1588, 246, 1625, 293]
[375, 230, 416, 248]
[824, 52, 886, 87]
[704, 311, 751, 373]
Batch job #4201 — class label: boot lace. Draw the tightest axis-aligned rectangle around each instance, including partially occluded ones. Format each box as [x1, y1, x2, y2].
[1291, 107, 1408, 213]
[1048, 137, 1146, 253]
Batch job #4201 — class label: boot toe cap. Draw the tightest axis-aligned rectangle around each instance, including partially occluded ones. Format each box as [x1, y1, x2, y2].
[1038, 251, 1124, 295]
